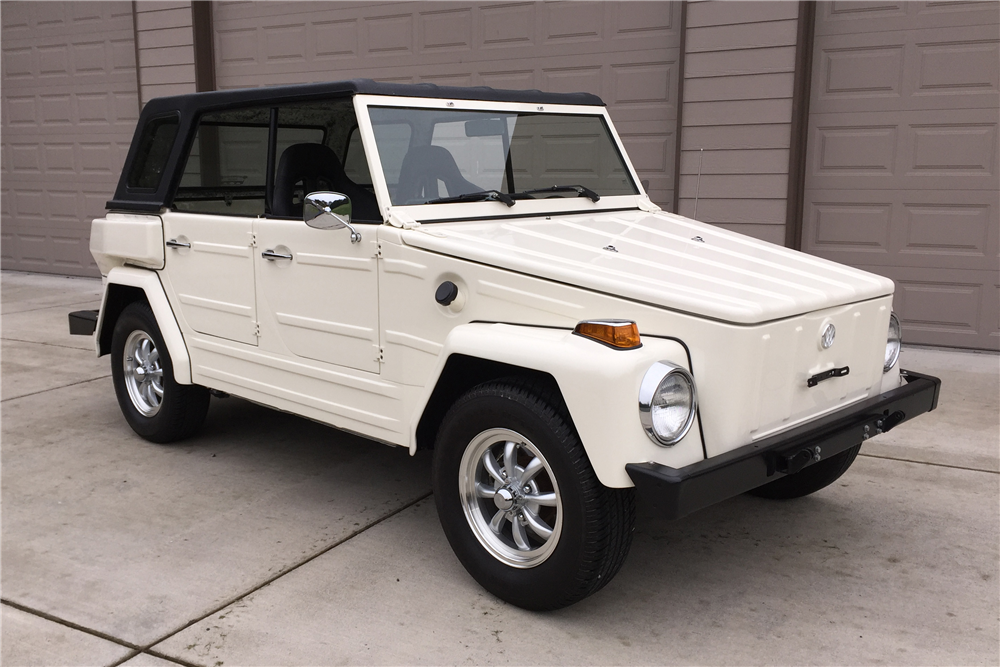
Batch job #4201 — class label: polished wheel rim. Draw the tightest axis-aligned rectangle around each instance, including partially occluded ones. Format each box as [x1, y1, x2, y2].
[459, 428, 562, 568]
[123, 330, 163, 417]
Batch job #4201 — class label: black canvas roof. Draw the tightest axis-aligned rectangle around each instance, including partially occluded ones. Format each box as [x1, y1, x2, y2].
[108, 79, 606, 212]
[141, 79, 605, 116]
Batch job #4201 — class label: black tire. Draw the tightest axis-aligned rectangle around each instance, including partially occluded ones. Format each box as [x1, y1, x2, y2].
[432, 378, 635, 610]
[748, 444, 862, 500]
[110, 301, 210, 443]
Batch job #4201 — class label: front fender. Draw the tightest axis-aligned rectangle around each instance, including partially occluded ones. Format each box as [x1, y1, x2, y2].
[414, 323, 705, 487]
[96, 266, 192, 384]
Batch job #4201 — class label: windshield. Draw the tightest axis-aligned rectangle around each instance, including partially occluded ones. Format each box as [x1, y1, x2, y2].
[368, 107, 638, 206]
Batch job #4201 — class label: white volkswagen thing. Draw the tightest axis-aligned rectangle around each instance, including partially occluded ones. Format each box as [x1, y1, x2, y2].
[71, 80, 941, 610]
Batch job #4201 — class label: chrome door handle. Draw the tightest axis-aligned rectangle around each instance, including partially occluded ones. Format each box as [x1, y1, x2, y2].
[166, 239, 191, 249]
[261, 249, 292, 261]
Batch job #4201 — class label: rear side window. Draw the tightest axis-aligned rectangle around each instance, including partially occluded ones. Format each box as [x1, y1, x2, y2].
[127, 114, 179, 190]
[175, 106, 271, 216]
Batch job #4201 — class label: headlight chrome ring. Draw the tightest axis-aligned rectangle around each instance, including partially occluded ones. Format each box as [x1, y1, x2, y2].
[639, 361, 698, 447]
[884, 312, 901, 373]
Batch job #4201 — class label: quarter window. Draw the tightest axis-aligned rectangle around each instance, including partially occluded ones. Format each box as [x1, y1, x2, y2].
[126, 114, 179, 191]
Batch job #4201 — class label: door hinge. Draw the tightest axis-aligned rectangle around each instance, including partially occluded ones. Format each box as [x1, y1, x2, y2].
[376, 347, 384, 364]
[253, 322, 261, 338]
[249, 232, 257, 248]
[375, 243, 383, 259]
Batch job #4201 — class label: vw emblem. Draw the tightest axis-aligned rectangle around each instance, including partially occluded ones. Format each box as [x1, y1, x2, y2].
[821, 323, 836, 349]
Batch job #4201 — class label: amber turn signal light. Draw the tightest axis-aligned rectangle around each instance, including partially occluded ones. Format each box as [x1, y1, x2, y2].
[573, 320, 641, 349]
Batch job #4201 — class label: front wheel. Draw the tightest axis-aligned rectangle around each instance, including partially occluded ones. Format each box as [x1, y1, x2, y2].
[111, 301, 210, 443]
[432, 379, 635, 610]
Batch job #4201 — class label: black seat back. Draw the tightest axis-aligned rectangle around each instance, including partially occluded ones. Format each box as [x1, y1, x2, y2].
[273, 143, 380, 221]
[395, 145, 482, 204]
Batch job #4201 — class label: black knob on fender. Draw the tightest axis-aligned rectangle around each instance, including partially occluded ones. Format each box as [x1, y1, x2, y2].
[435, 281, 459, 306]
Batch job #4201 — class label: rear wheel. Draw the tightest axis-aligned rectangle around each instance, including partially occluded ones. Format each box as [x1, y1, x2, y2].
[111, 301, 209, 443]
[432, 379, 635, 610]
[748, 444, 861, 500]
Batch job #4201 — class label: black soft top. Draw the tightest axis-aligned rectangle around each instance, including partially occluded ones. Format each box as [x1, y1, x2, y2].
[108, 79, 606, 212]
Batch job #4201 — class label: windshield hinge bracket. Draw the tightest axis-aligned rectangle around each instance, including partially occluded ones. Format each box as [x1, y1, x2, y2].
[637, 197, 661, 213]
[387, 210, 420, 230]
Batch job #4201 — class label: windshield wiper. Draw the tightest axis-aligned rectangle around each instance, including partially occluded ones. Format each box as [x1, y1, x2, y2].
[515, 185, 601, 202]
[425, 190, 515, 207]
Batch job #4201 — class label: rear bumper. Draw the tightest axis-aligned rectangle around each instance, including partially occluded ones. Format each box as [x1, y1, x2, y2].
[68, 309, 98, 336]
[626, 370, 941, 520]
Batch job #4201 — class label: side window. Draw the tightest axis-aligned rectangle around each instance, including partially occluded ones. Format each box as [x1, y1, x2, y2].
[127, 114, 179, 191]
[174, 106, 271, 216]
[172, 98, 381, 221]
[271, 99, 380, 222]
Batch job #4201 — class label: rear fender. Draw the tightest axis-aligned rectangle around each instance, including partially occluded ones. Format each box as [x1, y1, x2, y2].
[412, 323, 704, 488]
[96, 266, 191, 384]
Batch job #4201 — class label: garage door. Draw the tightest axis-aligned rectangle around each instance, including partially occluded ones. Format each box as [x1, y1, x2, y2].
[210, 1, 681, 210]
[802, 2, 999, 350]
[1, 1, 139, 277]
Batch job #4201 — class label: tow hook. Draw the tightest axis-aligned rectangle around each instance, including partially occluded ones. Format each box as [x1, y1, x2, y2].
[776, 446, 823, 475]
[863, 410, 906, 440]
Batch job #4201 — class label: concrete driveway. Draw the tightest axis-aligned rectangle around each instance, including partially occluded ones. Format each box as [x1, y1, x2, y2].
[2, 270, 998, 666]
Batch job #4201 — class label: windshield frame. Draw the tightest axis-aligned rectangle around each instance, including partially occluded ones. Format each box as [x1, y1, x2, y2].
[352, 94, 648, 223]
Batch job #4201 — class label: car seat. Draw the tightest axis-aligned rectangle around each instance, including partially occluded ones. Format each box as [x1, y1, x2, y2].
[395, 145, 482, 204]
[272, 143, 380, 221]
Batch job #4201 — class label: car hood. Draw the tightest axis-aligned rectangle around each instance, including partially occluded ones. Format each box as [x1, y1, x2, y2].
[398, 209, 894, 325]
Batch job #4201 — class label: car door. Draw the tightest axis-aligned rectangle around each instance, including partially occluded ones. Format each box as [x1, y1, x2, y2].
[159, 105, 275, 347]
[160, 211, 258, 346]
[253, 217, 380, 373]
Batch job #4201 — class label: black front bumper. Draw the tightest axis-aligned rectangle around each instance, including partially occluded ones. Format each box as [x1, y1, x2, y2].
[626, 370, 941, 521]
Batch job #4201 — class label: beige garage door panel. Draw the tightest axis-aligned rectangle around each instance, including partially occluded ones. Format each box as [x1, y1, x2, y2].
[803, 188, 998, 272]
[803, 1, 999, 350]
[807, 108, 998, 192]
[1, 1, 138, 277]
[814, 1, 1000, 36]
[851, 264, 999, 349]
[210, 1, 680, 209]
[811, 25, 999, 114]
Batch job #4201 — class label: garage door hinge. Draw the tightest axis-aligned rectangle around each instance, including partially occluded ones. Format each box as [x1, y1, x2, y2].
[376, 347, 384, 363]
[375, 244, 383, 258]
[249, 233, 257, 248]
[253, 322, 261, 338]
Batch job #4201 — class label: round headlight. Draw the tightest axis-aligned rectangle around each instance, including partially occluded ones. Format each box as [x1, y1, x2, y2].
[884, 312, 901, 373]
[639, 361, 697, 446]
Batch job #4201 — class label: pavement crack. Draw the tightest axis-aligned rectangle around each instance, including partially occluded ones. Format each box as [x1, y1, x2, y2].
[1, 598, 142, 651]
[142, 649, 208, 667]
[859, 452, 999, 475]
[1, 335, 94, 351]
[1, 299, 102, 315]
[133, 490, 434, 662]
[1, 374, 111, 403]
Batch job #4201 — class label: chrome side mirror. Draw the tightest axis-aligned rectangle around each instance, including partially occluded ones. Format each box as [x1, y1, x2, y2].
[303, 192, 361, 243]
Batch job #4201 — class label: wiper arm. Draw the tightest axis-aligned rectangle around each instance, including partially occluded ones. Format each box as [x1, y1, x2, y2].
[425, 190, 515, 207]
[515, 185, 601, 202]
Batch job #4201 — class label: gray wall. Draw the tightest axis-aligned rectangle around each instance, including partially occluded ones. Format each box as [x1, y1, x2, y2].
[676, 1, 800, 246]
